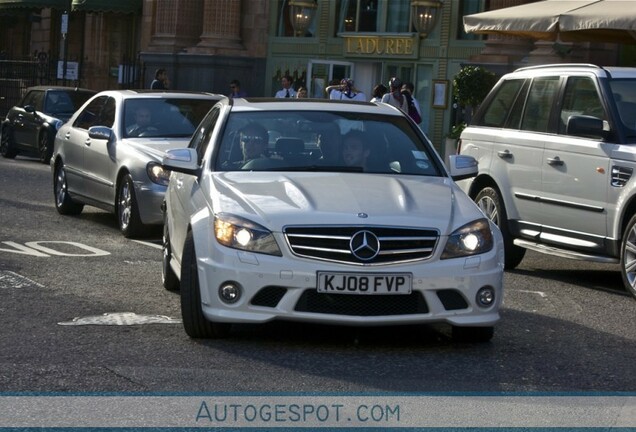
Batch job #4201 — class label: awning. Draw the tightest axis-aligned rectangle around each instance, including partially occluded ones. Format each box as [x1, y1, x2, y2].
[463, 0, 636, 44]
[71, 0, 141, 13]
[0, 0, 69, 10]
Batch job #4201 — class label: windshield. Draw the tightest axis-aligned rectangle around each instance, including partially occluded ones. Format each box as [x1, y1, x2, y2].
[609, 79, 636, 139]
[123, 97, 217, 138]
[213, 111, 441, 176]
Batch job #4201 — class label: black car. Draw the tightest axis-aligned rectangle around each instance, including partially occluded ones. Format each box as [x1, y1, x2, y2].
[0, 86, 96, 164]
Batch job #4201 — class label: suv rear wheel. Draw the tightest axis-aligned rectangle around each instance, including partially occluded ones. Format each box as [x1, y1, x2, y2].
[475, 186, 525, 269]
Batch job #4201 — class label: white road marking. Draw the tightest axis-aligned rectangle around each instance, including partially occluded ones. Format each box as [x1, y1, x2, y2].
[517, 289, 547, 298]
[0, 270, 45, 289]
[58, 312, 181, 326]
[131, 240, 162, 250]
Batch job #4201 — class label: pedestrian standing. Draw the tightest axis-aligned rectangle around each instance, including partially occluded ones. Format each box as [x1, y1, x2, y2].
[229, 79, 247, 98]
[150, 68, 169, 90]
[275, 75, 296, 98]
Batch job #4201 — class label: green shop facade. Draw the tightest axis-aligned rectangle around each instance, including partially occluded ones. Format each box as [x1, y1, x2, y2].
[266, 0, 487, 154]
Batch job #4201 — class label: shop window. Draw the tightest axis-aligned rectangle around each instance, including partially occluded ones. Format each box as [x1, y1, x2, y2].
[337, 0, 410, 34]
[457, 0, 488, 40]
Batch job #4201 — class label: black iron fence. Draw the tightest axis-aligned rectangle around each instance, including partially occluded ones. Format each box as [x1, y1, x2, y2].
[0, 56, 144, 119]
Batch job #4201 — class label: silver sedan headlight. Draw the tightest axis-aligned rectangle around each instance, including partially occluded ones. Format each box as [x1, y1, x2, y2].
[214, 213, 282, 256]
[147, 162, 171, 186]
[441, 218, 494, 259]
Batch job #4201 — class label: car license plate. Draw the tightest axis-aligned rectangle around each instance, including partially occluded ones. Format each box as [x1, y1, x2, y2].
[317, 272, 412, 295]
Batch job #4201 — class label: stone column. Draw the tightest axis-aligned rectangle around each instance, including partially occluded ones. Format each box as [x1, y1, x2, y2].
[147, 0, 204, 53]
[190, 0, 244, 53]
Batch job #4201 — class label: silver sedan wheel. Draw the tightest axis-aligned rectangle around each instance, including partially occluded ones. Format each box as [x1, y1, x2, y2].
[118, 178, 133, 232]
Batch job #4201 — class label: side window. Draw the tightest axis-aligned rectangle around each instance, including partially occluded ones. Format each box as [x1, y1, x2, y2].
[505, 80, 530, 130]
[559, 76, 606, 134]
[21, 90, 39, 109]
[73, 96, 107, 130]
[31, 91, 45, 111]
[189, 106, 220, 165]
[521, 77, 559, 133]
[97, 97, 116, 128]
[478, 79, 525, 128]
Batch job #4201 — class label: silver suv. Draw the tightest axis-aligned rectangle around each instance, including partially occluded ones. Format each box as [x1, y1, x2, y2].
[457, 64, 636, 299]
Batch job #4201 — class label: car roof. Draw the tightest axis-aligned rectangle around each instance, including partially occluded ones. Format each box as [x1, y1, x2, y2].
[91, 90, 225, 100]
[25, 85, 96, 93]
[227, 97, 405, 116]
[509, 63, 636, 80]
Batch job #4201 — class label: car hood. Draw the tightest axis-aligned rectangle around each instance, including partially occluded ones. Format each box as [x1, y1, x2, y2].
[207, 172, 479, 234]
[124, 138, 191, 160]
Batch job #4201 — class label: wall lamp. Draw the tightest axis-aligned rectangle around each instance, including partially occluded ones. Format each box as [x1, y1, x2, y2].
[289, 0, 318, 37]
[411, 0, 443, 38]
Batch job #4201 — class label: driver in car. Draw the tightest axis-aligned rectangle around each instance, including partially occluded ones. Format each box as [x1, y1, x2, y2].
[127, 107, 156, 137]
[240, 123, 269, 162]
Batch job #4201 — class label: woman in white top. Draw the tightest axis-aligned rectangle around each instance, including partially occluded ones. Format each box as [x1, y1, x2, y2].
[326, 78, 366, 101]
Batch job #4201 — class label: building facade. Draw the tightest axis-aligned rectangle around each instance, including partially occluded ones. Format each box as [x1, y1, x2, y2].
[1, 0, 631, 154]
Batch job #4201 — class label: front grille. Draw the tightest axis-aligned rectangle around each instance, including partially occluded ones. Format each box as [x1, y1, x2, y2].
[284, 226, 438, 265]
[611, 165, 633, 187]
[251, 286, 287, 307]
[294, 290, 429, 316]
[436, 289, 469, 310]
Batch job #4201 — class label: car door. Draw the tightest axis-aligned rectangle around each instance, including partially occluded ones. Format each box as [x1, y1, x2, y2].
[81, 96, 117, 205]
[538, 75, 609, 251]
[61, 95, 109, 196]
[170, 106, 221, 258]
[12, 90, 41, 148]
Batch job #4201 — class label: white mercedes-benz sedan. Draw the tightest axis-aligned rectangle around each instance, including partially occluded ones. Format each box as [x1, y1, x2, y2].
[161, 98, 504, 341]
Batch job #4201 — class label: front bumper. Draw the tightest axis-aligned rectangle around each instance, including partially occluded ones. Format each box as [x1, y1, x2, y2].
[194, 231, 504, 327]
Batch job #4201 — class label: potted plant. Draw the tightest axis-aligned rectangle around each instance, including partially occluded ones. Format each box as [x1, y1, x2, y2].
[452, 65, 497, 122]
[444, 66, 496, 164]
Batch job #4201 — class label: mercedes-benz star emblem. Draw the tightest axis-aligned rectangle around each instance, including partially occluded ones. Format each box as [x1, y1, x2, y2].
[350, 230, 380, 261]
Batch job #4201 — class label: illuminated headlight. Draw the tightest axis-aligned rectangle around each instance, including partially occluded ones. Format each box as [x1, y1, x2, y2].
[53, 120, 64, 131]
[147, 162, 171, 186]
[214, 213, 282, 256]
[441, 218, 493, 259]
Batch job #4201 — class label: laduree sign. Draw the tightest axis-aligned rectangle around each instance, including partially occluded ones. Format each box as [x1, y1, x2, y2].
[343, 35, 418, 59]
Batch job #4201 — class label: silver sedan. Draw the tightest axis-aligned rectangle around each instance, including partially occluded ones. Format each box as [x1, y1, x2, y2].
[51, 90, 223, 237]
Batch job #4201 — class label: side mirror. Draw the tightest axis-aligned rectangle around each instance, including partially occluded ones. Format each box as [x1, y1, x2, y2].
[88, 126, 113, 141]
[448, 154, 478, 181]
[162, 148, 200, 175]
[24, 105, 36, 114]
[566, 115, 608, 140]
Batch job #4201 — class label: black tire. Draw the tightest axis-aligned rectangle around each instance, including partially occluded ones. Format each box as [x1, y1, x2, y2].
[162, 220, 180, 292]
[0, 125, 18, 159]
[619, 214, 636, 300]
[53, 162, 84, 215]
[116, 173, 145, 238]
[475, 186, 525, 270]
[452, 326, 494, 343]
[38, 132, 53, 164]
[180, 231, 231, 339]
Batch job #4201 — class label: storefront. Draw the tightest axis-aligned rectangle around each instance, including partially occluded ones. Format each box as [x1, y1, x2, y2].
[266, 0, 486, 153]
